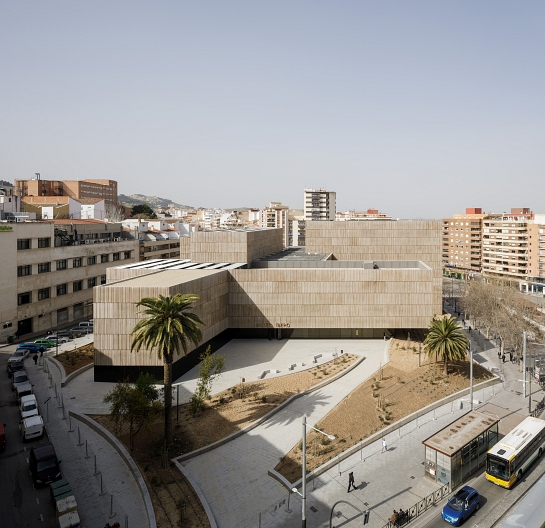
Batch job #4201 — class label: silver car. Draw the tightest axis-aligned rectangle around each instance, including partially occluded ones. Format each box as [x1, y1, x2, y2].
[12, 371, 30, 392]
[8, 350, 29, 363]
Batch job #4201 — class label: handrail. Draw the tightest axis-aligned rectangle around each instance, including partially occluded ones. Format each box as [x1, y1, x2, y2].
[330, 500, 365, 528]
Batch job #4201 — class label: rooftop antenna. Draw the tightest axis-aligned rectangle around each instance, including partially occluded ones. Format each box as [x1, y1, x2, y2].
[35, 173, 41, 180]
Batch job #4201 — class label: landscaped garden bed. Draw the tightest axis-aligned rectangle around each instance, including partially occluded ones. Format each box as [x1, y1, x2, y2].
[274, 338, 494, 483]
[54, 343, 94, 375]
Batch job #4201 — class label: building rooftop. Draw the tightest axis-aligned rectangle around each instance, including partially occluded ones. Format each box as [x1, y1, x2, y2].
[115, 259, 245, 271]
[254, 247, 329, 262]
[106, 269, 226, 288]
[422, 411, 499, 456]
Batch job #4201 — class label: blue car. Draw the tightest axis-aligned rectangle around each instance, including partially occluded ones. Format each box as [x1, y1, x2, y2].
[441, 486, 480, 526]
[16, 343, 46, 354]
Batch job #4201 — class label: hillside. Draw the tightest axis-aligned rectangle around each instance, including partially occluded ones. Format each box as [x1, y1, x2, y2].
[118, 193, 193, 211]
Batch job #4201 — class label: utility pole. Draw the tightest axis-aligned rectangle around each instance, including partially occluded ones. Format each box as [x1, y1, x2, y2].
[469, 342, 474, 411]
[523, 331, 527, 398]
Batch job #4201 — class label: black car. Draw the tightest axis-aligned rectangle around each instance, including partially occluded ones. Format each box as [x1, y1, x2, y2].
[29, 443, 62, 487]
[7, 361, 26, 378]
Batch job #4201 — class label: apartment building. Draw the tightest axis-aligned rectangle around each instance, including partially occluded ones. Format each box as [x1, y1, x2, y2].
[525, 214, 545, 292]
[0, 220, 137, 342]
[14, 177, 118, 206]
[21, 196, 106, 220]
[336, 209, 393, 221]
[442, 208, 487, 277]
[482, 208, 533, 281]
[122, 219, 195, 261]
[303, 189, 336, 221]
[259, 202, 289, 246]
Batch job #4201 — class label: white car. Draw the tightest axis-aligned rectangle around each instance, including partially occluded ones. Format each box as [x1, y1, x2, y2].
[8, 350, 29, 363]
[20, 394, 39, 419]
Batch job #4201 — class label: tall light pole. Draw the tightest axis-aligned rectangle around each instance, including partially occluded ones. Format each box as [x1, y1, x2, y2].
[469, 341, 474, 411]
[523, 331, 527, 398]
[293, 416, 335, 528]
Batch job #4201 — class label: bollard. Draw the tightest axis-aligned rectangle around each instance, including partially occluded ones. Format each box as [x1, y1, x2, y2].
[109, 494, 115, 518]
[285, 490, 292, 513]
[68, 415, 74, 432]
[49, 374, 53, 388]
[77, 426, 83, 446]
[398, 426, 401, 438]
[433, 409, 436, 421]
[58, 392, 63, 408]
[125, 514, 128, 528]
[416, 416, 419, 428]
[99, 474, 105, 496]
[451, 401, 453, 414]
[94, 454, 99, 475]
[85, 439, 90, 459]
[258, 512, 261, 528]
[62, 404, 66, 420]
[54, 383, 58, 399]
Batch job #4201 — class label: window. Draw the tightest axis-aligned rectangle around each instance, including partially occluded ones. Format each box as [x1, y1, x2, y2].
[18, 292, 32, 305]
[73, 257, 83, 268]
[56, 283, 67, 296]
[101, 274, 107, 285]
[38, 262, 51, 274]
[113, 252, 120, 261]
[56, 259, 67, 271]
[87, 256, 96, 265]
[17, 265, 32, 277]
[38, 288, 50, 301]
[17, 239, 31, 250]
[73, 302, 84, 318]
[38, 237, 51, 248]
[101, 254, 109, 263]
[88, 277, 97, 288]
[124, 251, 132, 259]
[57, 307, 68, 323]
[73, 280, 83, 292]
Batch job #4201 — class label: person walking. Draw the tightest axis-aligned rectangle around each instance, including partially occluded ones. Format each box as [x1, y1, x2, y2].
[347, 471, 357, 492]
[33, 353, 38, 366]
[382, 437, 388, 453]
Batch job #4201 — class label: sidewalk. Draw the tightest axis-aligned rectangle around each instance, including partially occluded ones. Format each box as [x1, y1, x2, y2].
[30, 356, 150, 528]
[178, 340, 390, 528]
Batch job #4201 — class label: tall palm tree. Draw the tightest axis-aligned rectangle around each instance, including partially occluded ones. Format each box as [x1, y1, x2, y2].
[424, 316, 469, 376]
[131, 294, 204, 446]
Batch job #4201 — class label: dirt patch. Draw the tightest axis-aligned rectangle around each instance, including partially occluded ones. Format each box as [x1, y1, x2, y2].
[54, 343, 94, 376]
[274, 338, 494, 483]
[92, 353, 358, 528]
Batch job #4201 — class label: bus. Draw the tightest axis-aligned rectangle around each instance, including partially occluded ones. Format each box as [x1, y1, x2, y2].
[486, 416, 545, 488]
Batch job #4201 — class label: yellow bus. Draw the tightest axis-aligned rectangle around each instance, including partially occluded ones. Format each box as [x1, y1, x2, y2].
[486, 416, 545, 488]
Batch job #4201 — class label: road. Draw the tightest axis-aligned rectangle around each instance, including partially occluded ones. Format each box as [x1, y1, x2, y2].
[0, 332, 92, 528]
[0, 343, 57, 528]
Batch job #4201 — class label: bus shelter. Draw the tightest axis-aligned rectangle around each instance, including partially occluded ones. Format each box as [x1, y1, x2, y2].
[423, 411, 499, 489]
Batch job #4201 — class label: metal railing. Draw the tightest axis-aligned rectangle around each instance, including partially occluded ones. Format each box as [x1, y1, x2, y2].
[381, 484, 450, 528]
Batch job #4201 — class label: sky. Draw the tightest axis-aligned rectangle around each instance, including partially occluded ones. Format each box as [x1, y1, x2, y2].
[1, 1, 544, 218]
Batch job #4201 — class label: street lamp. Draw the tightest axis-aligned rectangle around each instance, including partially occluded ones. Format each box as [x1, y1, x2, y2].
[469, 341, 473, 411]
[293, 416, 335, 528]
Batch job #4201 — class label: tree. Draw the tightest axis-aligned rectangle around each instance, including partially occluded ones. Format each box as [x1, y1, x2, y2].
[424, 316, 469, 376]
[190, 346, 226, 416]
[104, 203, 126, 222]
[103, 373, 162, 452]
[130, 294, 204, 446]
[131, 204, 157, 219]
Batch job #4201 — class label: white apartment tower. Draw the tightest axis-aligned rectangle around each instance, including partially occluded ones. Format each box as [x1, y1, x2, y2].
[259, 202, 289, 247]
[304, 189, 336, 221]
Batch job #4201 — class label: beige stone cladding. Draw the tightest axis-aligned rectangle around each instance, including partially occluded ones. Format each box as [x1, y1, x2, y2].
[94, 269, 229, 367]
[190, 228, 283, 263]
[229, 267, 436, 330]
[305, 220, 441, 312]
[179, 236, 191, 259]
[0, 226, 18, 341]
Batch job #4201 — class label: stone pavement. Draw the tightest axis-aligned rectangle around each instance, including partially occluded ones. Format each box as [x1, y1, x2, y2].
[178, 340, 389, 528]
[178, 317, 543, 528]
[29, 355, 149, 528]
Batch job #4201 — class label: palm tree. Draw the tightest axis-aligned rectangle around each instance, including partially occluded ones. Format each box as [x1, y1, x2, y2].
[424, 316, 469, 376]
[131, 294, 204, 446]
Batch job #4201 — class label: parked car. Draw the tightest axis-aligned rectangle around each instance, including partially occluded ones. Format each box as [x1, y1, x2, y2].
[16, 343, 46, 354]
[442, 486, 480, 526]
[33, 338, 56, 348]
[0, 422, 5, 453]
[7, 361, 26, 378]
[47, 335, 70, 344]
[20, 415, 45, 443]
[68, 327, 91, 337]
[29, 442, 61, 486]
[8, 349, 29, 363]
[12, 371, 30, 391]
[15, 382, 33, 402]
[20, 394, 39, 419]
[78, 321, 93, 328]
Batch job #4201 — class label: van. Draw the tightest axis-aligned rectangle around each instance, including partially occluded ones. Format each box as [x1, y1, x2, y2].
[20, 415, 44, 442]
[29, 442, 61, 487]
[20, 394, 39, 419]
[0, 422, 5, 453]
[78, 321, 93, 328]
[15, 382, 33, 402]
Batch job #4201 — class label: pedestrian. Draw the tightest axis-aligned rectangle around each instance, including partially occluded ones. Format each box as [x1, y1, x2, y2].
[509, 352, 513, 362]
[382, 437, 387, 453]
[40, 347, 44, 358]
[33, 353, 38, 365]
[469, 326, 472, 333]
[502, 354, 506, 363]
[347, 471, 356, 492]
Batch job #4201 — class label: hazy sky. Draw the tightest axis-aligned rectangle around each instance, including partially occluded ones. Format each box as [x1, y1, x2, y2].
[1, 2, 544, 217]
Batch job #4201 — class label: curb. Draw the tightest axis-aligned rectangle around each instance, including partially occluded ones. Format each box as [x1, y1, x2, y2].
[172, 459, 218, 528]
[175, 353, 368, 463]
[268, 376, 501, 490]
[62, 363, 94, 387]
[47, 356, 65, 379]
[69, 411, 157, 528]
